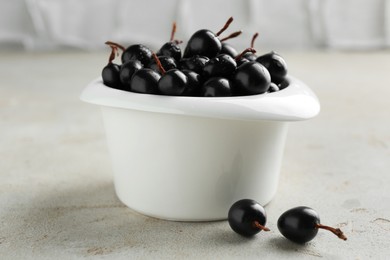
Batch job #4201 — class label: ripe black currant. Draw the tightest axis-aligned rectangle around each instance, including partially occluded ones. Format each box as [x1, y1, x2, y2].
[181, 70, 201, 96]
[157, 22, 182, 62]
[152, 54, 188, 96]
[268, 82, 279, 93]
[148, 55, 177, 74]
[130, 68, 160, 94]
[203, 54, 237, 78]
[232, 48, 271, 95]
[277, 206, 347, 244]
[119, 60, 143, 90]
[102, 41, 125, 89]
[180, 55, 209, 74]
[183, 17, 236, 58]
[243, 33, 259, 61]
[220, 43, 238, 58]
[201, 77, 232, 97]
[228, 199, 270, 237]
[256, 51, 287, 84]
[122, 44, 153, 66]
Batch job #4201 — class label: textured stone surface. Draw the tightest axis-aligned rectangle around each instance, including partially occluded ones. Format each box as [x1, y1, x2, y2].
[1, 51, 390, 259]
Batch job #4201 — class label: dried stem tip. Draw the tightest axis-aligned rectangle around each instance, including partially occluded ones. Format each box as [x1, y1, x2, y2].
[253, 221, 270, 232]
[220, 30, 242, 42]
[251, 32, 259, 48]
[216, 17, 234, 37]
[105, 41, 125, 64]
[170, 22, 177, 42]
[315, 223, 347, 241]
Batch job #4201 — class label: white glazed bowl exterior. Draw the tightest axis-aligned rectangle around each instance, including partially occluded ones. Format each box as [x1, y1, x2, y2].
[81, 77, 320, 221]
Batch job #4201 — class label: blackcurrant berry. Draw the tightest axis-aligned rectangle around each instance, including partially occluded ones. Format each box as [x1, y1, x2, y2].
[122, 44, 153, 66]
[277, 206, 347, 244]
[102, 41, 125, 89]
[278, 78, 290, 90]
[268, 82, 279, 93]
[243, 33, 259, 61]
[157, 22, 182, 62]
[228, 199, 270, 237]
[203, 54, 237, 78]
[256, 51, 287, 84]
[232, 60, 271, 95]
[201, 77, 232, 97]
[130, 68, 160, 94]
[102, 63, 122, 89]
[183, 17, 234, 58]
[220, 43, 238, 58]
[148, 55, 177, 74]
[158, 69, 188, 96]
[181, 70, 201, 96]
[119, 60, 143, 90]
[180, 55, 209, 74]
[236, 57, 250, 67]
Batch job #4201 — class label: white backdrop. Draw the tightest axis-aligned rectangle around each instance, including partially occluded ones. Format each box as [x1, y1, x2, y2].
[1, 0, 389, 50]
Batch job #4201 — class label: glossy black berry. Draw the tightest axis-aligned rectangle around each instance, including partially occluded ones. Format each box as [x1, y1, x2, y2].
[256, 52, 287, 84]
[148, 56, 177, 74]
[158, 69, 188, 96]
[130, 68, 160, 94]
[102, 63, 122, 89]
[242, 52, 257, 61]
[203, 54, 237, 78]
[158, 42, 181, 62]
[184, 29, 222, 58]
[236, 57, 250, 67]
[220, 43, 238, 58]
[119, 60, 143, 90]
[228, 199, 269, 237]
[278, 78, 290, 90]
[180, 55, 209, 74]
[102, 41, 124, 89]
[268, 82, 279, 93]
[157, 22, 182, 62]
[122, 44, 153, 66]
[278, 206, 347, 244]
[241, 33, 259, 61]
[182, 70, 201, 96]
[232, 61, 271, 95]
[201, 77, 232, 97]
[183, 17, 234, 59]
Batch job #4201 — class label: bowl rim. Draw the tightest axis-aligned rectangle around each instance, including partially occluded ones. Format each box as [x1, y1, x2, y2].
[80, 76, 320, 122]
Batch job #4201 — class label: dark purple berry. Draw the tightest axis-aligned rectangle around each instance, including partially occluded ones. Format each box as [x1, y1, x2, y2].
[256, 51, 287, 84]
[228, 199, 270, 237]
[201, 77, 232, 97]
[130, 68, 160, 94]
[278, 206, 347, 244]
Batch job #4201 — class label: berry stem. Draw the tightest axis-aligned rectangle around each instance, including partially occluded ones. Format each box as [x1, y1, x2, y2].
[251, 33, 259, 48]
[105, 41, 125, 51]
[216, 17, 234, 37]
[315, 223, 347, 241]
[252, 221, 270, 232]
[235, 48, 257, 61]
[152, 53, 166, 75]
[105, 41, 125, 64]
[220, 30, 242, 42]
[170, 22, 177, 42]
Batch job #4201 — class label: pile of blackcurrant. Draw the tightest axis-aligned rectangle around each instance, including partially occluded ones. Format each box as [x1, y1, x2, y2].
[228, 199, 347, 244]
[101, 17, 289, 97]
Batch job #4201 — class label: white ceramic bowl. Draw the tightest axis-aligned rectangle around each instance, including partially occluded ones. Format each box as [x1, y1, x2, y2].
[80, 77, 320, 221]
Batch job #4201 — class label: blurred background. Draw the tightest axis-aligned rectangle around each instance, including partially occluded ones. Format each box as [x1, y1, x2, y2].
[1, 0, 389, 51]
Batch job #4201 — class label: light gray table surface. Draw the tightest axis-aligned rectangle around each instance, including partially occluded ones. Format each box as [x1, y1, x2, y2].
[1, 50, 389, 259]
